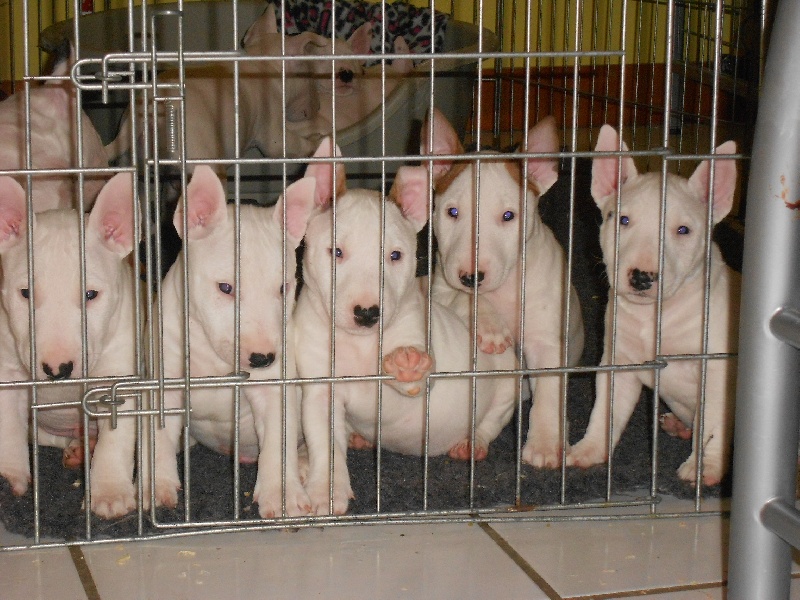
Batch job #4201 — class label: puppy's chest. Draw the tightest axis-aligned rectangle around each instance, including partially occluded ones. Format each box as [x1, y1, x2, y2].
[331, 336, 384, 378]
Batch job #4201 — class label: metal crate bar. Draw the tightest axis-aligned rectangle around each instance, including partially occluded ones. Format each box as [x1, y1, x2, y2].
[727, 0, 800, 596]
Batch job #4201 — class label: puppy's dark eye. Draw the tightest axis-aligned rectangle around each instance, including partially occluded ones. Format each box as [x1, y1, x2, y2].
[218, 282, 233, 295]
[390, 250, 402, 262]
[329, 247, 343, 258]
[20, 288, 29, 300]
[447, 207, 458, 219]
[85, 290, 99, 301]
[677, 225, 690, 235]
[620, 215, 630, 226]
[502, 210, 515, 222]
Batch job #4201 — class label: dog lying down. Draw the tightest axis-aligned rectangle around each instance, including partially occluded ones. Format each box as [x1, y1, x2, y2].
[0, 172, 139, 519]
[145, 165, 317, 518]
[295, 138, 518, 515]
[0, 45, 109, 212]
[105, 2, 367, 169]
[566, 125, 740, 486]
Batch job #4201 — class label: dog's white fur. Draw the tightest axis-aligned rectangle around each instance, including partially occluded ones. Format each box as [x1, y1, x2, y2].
[422, 108, 584, 469]
[0, 51, 109, 211]
[566, 125, 740, 486]
[147, 165, 315, 517]
[296, 141, 517, 515]
[105, 4, 364, 165]
[0, 172, 138, 518]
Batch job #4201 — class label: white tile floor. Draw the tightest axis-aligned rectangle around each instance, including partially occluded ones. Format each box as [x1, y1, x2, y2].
[1, 495, 799, 599]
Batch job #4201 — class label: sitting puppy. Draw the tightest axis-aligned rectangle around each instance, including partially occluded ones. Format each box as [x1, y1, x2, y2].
[296, 140, 517, 515]
[566, 125, 740, 486]
[0, 45, 109, 211]
[421, 108, 585, 469]
[0, 172, 139, 519]
[146, 165, 316, 518]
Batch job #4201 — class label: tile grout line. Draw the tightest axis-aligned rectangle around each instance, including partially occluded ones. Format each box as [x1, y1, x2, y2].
[478, 522, 564, 600]
[68, 545, 102, 600]
[560, 581, 725, 599]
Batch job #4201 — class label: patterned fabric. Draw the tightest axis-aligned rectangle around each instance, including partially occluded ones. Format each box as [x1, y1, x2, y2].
[275, 0, 448, 63]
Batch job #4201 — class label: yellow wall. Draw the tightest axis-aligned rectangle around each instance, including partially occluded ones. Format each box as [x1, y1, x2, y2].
[2, 0, 730, 83]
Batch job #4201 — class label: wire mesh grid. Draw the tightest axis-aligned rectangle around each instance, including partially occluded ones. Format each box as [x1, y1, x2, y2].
[0, 0, 761, 548]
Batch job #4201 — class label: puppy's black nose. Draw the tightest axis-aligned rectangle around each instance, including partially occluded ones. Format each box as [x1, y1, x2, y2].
[353, 304, 380, 328]
[338, 69, 354, 83]
[459, 271, 485, 288]
[249, 352, 276, 369]
[629, 268, 659, 291]
[42, 361, 74, 381]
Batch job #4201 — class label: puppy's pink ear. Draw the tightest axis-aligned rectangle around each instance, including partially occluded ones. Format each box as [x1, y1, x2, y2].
[348, 22, 373, 57]
[591, 124, 638, 207]
[688, 140, 737, 223]
[175, 166, 228, 241]
[390, 166, 430, 232]
[420, 107, 464, 183]
[274, 177, 317, 247]
[391, 36, 413, 74]
[242, 3, 278, 47]
[305, 137, 346, 209]
[88, 172, 136, 257]
[0, 176, 28, 253]
[523, 116, 560, 195]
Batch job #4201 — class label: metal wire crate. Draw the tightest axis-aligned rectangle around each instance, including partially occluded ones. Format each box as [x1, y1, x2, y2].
[0, 0, 765, 550]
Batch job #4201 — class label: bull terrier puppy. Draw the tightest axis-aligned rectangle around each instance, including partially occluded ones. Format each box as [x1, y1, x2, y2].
[296, 140, 517, 515]
[566, 125, 740, 486]
[421, 108, 585, 469]
[0, 172, 139, 518]
[147, 165, 315, 518]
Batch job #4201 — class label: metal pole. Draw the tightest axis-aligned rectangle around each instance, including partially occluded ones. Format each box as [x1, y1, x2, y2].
[727, 0, 800, 596]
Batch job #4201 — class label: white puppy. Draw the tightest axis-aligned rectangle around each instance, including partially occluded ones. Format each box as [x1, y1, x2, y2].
[147, 165, 316, 518]
[0, 49, 109, 211]
[296, 142, 517, 515]
[0, 172, 139, 518]
[566, 125, 740, 486]
[421, 108, 585, 468]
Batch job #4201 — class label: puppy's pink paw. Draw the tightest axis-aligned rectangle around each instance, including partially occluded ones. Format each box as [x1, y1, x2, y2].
[476, 323, 513, 355]
[382, 346, 433, 397]
[523, 440, 564, 468]
[153, 478, 181, 509]
[677, 455, 724, 487]
[254, 481, 312, 518]
[307, 480, 353, 516]
[660, 413, 693, 440]
[0, 466, 31, 496]
[91, 480, 136, 519]
[565, 439, 607, 469]
[448, 439, 488, 462]
[62, 437, 97, 470]
[348, 432, 374, 450]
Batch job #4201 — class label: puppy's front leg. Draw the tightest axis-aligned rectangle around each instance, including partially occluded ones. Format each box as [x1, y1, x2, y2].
[302, 383, 353, 515]
[566, 361, 644, 469]
[141, 389, 184, 510]
[0, 386, 32, 496]
[249, 385, 311, 518]
[90, 405, 137, 519]
[381, 299, 433, 397]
